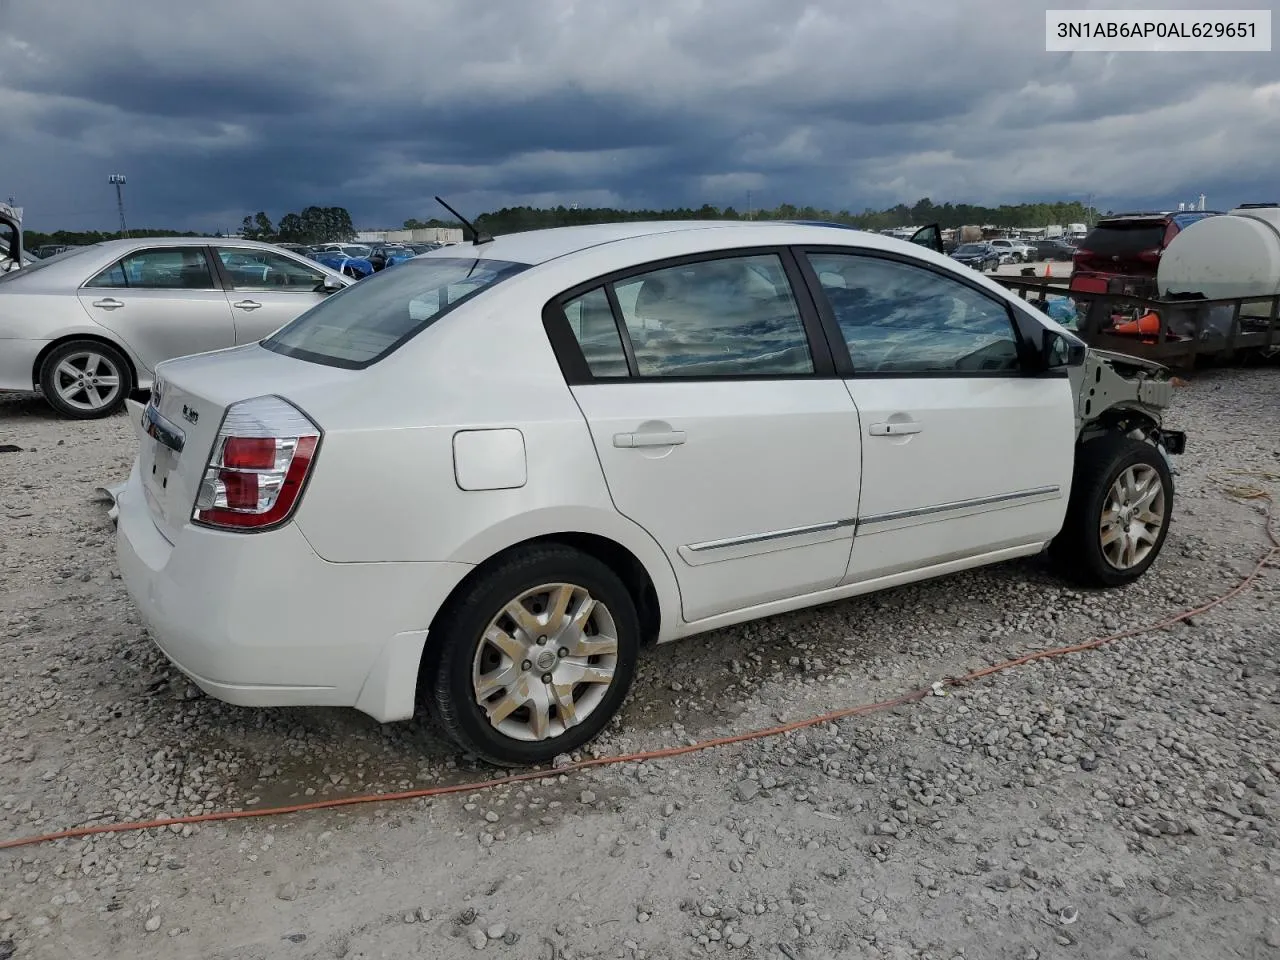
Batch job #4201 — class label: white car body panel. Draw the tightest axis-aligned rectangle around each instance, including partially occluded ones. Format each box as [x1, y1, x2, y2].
[571, 380, 860, 621]
[844, 377, 1075, 583]
[113, 221, 1107, 725]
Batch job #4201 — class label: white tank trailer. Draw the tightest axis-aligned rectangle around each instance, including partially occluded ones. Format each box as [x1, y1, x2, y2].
[1158, 203, 1280, 323]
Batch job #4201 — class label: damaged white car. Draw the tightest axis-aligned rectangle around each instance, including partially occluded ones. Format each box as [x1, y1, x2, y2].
[110, 220, 1186, 765]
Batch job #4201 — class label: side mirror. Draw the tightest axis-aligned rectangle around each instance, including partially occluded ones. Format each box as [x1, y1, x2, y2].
[320, 274, 345, 294]
[1042, 329, 1086, 369]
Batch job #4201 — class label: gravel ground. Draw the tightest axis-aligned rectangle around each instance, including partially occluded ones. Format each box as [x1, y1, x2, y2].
[1, 362, 1277, 960]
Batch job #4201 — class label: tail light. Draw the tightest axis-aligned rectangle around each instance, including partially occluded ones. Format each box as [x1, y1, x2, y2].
[193, 396, 321, 531]
[1135, 248, 1162, 263]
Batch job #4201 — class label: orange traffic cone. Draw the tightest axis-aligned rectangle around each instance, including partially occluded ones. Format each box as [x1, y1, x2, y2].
[1044, 262, 1053, 278]
[1113, 312, 1161, 335]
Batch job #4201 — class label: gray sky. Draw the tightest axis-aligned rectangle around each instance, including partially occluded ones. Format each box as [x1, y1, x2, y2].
[1, 0, 1276, 231]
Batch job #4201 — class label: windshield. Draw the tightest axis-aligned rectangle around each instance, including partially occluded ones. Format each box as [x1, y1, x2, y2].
[0, 243, 99, 284]
[954, 244, 985, 254]
[1083, 222, 1166, 256]
[262, 256, 529, 368]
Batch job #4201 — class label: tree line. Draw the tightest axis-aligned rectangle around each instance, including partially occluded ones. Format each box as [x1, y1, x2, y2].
[24, 197, 1100, 250]
[469, 198, 1098, 235]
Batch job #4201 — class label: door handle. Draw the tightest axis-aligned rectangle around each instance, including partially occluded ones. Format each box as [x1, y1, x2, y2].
[613, 430, 687, 448]
[869, 421, 922, 437]
[91, 298, 124, 310]
[232, 300, 263, 311]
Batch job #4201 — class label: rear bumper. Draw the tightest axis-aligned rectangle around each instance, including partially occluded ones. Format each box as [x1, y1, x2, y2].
[0, 338, 48, 393]
[113, 461, 473, 722]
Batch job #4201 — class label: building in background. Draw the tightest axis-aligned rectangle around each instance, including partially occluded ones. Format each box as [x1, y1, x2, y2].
[356, 227, 465, 244]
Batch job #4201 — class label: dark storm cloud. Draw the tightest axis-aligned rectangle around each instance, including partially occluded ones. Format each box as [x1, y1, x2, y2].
[2, 0, 1277, 231]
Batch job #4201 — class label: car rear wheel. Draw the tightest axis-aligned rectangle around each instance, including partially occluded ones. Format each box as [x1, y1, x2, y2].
[38, 340, 134, 420]
[422, 545, 640, 766]
[1050, 434, 1173, 587]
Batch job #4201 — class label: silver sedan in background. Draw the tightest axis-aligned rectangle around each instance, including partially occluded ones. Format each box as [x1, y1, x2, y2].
[0, 238, 351, 418]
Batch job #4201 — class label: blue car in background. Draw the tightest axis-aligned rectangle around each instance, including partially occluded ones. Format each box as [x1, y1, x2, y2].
[368, 244, 417, 271]
[306, 243, 375, 279]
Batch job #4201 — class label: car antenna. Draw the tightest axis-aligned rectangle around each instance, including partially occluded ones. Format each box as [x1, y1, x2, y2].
[434, 196, 493, 245]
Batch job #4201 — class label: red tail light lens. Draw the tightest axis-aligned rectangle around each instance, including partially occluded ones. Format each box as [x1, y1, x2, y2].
[223, 437, 277, 469]
[193, 396, 321, 531]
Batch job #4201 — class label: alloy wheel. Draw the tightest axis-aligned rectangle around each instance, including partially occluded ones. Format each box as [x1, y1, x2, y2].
[51, 350, 123, 413]
[471, 582, 620, 742]
[1099, 464, 1166, 569]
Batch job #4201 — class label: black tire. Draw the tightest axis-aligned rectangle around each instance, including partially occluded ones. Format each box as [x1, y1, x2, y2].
[422, 545, 640, 766]
[1050, 433, 1174, 587]
[38, 339, 134, 420]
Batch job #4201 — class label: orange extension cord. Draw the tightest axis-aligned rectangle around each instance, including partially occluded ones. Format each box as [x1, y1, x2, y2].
[2, 482, 1276, 853]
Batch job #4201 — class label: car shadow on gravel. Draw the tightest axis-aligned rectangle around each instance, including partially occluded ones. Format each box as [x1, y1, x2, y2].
[137, 552, 1085, 817]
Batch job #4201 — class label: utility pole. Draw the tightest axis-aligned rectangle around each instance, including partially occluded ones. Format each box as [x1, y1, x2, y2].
[108, 174, 129, 236]
[746, 190, 752, 221]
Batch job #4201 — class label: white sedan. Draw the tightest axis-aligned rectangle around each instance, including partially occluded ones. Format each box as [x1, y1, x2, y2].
[113, 221, 1185, 765]
[0, 238, 350, 418]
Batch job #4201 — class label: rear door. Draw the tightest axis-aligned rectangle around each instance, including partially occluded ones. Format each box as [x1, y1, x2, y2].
[547, 249, 862, 623]
[76, 245, 236, 370]
[796, 247, 1075, 584]
[211, 246, 332, 342]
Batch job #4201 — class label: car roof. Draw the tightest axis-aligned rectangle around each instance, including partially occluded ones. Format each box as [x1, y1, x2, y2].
[415, 220, 935, 267]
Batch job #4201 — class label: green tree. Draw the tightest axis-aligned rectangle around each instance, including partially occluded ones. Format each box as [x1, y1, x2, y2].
[273, 206, 356, 244]
[240, 211, 275, 241]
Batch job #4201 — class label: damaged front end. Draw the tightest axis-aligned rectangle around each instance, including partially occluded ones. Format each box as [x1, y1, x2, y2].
[1071, 348, 1187, 469]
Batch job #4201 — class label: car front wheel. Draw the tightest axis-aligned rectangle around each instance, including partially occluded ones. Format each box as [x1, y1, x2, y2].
[423, 545, 640, 766]
[1050, 434, 1174, 587]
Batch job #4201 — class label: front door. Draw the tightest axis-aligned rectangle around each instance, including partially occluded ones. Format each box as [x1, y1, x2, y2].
[76, 245, 235, 372]
[212, 246, 331, 342]
[553, 251, 863, 623]
[798, 249, 1075, 584]
[909, 223, 944, 255]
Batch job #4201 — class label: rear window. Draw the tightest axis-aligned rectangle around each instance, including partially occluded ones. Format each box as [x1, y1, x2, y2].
[0, 243, 100, 284]
[1082, 222, 1166, 256]
[262, 256, 529, 368]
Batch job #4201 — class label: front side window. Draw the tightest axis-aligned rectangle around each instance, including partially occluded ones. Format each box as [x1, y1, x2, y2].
[562, 287, 628, 378]
[263, 256, 529, 368]
[610, 254, 813, 377]
[86, 247, 215, 290]
[216, 248, 326, 291]
[805, 253, 1021, 375]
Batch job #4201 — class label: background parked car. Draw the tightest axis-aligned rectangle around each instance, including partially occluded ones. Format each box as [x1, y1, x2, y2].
[368, 244, 416, 271]
[306, 244, 375, 279]
[0, 238, 350, 418]
[949, 242, 1001, 272]
[1071, 210, 1219, 297]
[1032, 239, 1077, 262]
[987, 238, 1034, 262]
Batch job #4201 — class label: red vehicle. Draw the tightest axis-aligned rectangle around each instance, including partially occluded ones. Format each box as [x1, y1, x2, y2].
[1070, 211, 1220, 297]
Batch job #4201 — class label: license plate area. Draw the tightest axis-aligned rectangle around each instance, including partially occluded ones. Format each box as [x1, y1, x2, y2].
[139, 403, 186, 530]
